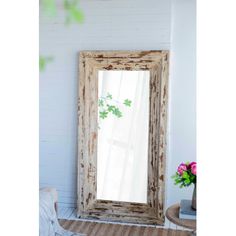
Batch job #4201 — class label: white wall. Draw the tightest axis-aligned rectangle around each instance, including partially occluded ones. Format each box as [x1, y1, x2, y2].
[40, 0, 196, 208]
[167, 0, 196, 206]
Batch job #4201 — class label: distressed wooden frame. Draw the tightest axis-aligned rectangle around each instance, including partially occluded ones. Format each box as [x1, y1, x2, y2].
[77, 51, 169, 225]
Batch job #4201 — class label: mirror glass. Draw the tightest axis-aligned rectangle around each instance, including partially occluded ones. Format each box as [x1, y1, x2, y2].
[97, 70, 150, 203]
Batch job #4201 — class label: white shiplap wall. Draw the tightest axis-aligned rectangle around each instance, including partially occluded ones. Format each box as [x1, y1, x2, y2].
[40, 0, 196, 209]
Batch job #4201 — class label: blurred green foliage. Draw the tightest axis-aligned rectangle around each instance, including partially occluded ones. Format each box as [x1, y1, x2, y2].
[39, 56, 53, 72]
[64, 0, 84, 24]
[40, 0, 84, 72]
[40, 0, 84, 24]
[41, 0, 57, 16]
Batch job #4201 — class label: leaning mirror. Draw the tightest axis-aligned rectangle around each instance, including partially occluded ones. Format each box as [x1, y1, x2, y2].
[78, 51, 169, 225]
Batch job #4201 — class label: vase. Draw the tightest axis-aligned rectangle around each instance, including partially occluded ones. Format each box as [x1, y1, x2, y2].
[191, 183, 196, 210]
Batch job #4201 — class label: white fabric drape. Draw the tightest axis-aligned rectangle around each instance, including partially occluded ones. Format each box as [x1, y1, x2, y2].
[97, 71, 150, 203]
[39, 189, 85, 236]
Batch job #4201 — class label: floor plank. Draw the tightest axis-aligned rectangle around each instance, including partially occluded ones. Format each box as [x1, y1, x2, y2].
[59, 219, 191, 236]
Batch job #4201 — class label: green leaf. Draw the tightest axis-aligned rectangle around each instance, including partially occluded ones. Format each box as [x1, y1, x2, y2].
[63, 0, 84, 24]
[106, 93, 112, 100]
[112, 108, 122, 118]
[42, 0, 57, 16]
[99, 111, 108, 119]
[107, 105, 116, 112]
[182, 171, 189, 179]
[68, 6, 84, 23]
[175, 179, 182, 184]
[39, 56, 53, 72]
[184, 179, 191, 185]
[190, 174, 195, 181]
[98, 99, 104, 107]
[123, 99, 132, 107]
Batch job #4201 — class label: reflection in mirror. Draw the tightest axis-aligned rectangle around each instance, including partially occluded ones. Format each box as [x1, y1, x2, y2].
[97, 70, 150, 203]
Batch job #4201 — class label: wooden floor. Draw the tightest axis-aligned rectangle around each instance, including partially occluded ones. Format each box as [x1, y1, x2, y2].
[59, 219, 190, 236]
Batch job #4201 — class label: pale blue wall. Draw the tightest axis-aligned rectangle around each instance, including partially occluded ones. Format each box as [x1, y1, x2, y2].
[167, 0, 196, 206]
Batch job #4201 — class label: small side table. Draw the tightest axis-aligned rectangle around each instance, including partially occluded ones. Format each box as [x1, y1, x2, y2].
[166, 203, 196, 236]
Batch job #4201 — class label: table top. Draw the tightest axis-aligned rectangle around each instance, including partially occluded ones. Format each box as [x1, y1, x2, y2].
[165, 203, 196, 230]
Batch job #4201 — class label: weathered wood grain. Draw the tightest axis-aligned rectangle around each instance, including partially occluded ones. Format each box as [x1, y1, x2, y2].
[77, 51, 169, 225]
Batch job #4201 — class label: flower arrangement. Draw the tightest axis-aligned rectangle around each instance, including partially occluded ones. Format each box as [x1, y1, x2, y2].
[172, 162, 197, 188]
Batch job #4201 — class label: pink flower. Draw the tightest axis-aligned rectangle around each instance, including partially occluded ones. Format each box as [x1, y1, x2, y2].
[177, 163, 187, 175]
[189, 162, 197, 175]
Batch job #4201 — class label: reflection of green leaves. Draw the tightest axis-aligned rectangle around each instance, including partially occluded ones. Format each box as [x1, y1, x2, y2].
[113, 108, 122, 118]
[98, 99, 104, 107]
[99, 111, 108, 119]
[124, 99, 132, 107]
[98, 92, 131, 120]
[39, 56, 53, 72]
[106, 93, 112, 100]
[107, 105, 115, 112]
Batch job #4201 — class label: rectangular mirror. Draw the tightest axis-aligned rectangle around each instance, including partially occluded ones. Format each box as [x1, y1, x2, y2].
[97, 70, 150, 204]
[78, 51, 169, 225]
